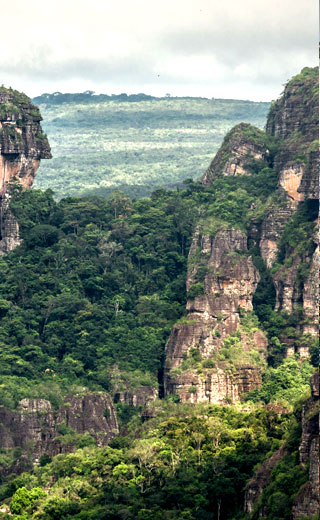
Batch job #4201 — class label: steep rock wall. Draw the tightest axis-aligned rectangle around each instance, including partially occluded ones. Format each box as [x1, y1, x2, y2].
[202, 123, 269, 185]
[0, 393, 118, 475]
[0, 88, 51, 253]
[164, 227, 266, 403]
[164, 66, 318, 404]
[291, 372, 319, 518]
[260, 67, 318, 268]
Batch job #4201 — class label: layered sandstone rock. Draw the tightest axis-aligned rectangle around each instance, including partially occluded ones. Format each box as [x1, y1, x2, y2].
[0, 87, 51, 253]
[113, 387, 158, 407]
[272, 227, 318, 339]
[302, 246, 319, 335]
[259, 202, 294, 268]
[164, 227, 266, 403]
[109, 365, 158, 407]
[0, 393, 118, 475]
[202, 123, 269, 185]
[164, 66, 318, 404]
[259, 68, 318, 270]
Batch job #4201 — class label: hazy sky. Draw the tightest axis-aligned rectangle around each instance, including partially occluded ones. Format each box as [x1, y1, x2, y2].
[0, 0, 318, 101]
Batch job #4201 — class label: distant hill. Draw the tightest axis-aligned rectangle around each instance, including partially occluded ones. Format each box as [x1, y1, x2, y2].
[33, 92, 270, 199]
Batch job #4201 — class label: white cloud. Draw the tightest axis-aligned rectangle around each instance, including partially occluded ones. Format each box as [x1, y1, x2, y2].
[0, 0, 317, 100]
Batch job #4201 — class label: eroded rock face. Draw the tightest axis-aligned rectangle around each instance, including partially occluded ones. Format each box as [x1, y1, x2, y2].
[0, 88, 51, 253]
[259, 202, 294, 269]
[259, 68, 318, 269]
[266, 68, 318, 142]
[113, 386, 158, 407]
[165, 67, 318, 409]
[0, 393, 118, 473]
[271, 224, 318, 338]
[302, 242, 319, 335]
[164, 227, 266, 403]
[202, 123, 269, 185]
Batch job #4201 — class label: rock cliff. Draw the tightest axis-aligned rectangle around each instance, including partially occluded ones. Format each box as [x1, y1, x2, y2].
[202, 123, 269, 185]
[164, 66, 318, 402]
[0, 393, 118, 476]
[0, 87, 51, 253]
[260, 67, 318, 272]
[291, 372, 319, 518]
[164, 227, 267, 403]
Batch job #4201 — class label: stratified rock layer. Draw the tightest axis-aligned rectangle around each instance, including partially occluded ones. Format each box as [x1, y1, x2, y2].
[164, 227, 266, 403]
[0, 393, 118, 475]
[0, 87, 51, 253]
[164, 66, 318, 405]
[202, 123, 269, 185]
[260, 68, 318, 271]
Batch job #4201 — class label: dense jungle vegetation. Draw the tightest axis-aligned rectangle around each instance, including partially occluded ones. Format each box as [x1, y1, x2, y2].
[0, 399, 309, 520]
[1, 161, 316, 411]
[32, 93, 269, 199]
[0, 97, 317, 517]
[0, 167, 317, 518]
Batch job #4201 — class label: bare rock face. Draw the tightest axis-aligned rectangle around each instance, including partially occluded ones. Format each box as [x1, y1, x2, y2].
[164, 227, 266, 403]
[202, 123, 269, 185]
[302, 240, 319, 336]
[109, 365, 158, 407]
[165, 67, 318, 409]
[257, 68, 319, 344]
[0, 87, 51, 253]
[259, 67, 318, 269]
[0, 393, 118, 474]
[113, 387, 158, 407]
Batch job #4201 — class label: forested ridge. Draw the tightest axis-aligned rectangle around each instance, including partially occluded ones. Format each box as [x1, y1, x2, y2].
[32, 94, 269, 199]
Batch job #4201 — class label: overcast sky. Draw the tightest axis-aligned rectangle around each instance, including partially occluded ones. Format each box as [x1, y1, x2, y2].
[0, 0, 318, 101]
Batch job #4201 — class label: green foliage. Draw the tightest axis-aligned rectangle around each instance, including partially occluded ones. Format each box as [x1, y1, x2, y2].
[186, 281, 204, 299]
[245, 357, 314, 407]
[0, 75, 316, 519]
[0, 187, 202, 405]
[0, 402, 292, 520]
[277, 200, 318, 264]
[249, 405, 310, 519]
[32, 96, 269, 199]
[10, 486, 46, 514]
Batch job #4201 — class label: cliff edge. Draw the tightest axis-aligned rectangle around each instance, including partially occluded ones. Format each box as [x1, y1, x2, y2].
[0, 87, 51, 253]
